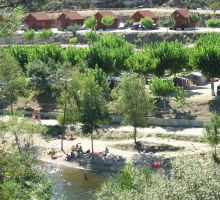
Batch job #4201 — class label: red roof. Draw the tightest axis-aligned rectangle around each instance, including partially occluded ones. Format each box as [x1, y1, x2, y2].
[132, 10, 158, 19]
[24, 12, 51, 21]
[56, 12, 84, 20]
[95, 11, 119, 19]
[173, 9, 190, 18]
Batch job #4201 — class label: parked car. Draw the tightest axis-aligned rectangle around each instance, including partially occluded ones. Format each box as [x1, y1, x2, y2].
[150, 24, 159, 30]
[118, 23, 127, 29]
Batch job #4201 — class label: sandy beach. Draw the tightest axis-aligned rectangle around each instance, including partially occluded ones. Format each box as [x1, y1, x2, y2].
[36, 120, 210, 172]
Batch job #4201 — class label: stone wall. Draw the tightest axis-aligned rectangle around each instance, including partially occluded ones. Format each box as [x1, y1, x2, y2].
[0, 31, 207, 46]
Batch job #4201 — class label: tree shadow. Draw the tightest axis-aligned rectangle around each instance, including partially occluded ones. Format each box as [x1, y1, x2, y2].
[66, 153, 126, 172]
[208, 98, 220, 115]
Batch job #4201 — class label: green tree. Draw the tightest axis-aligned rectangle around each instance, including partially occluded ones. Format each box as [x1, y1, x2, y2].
[84, 31, 100, 44]
[69, 75, 112, 153]
[67, 24, 81, 36]
[210, 2, 219, 17]
[205, 18, 220, 29]
[38, 29, 53, 42]
[84, 16, 97, 30]
[203, 113, 220, 162]
[140, 17, 154, 29]
[146, 40, 189, 77]
[0, 53, 28, 113]
[95, 155, 220, 199]
[54, 62, 76, 154]
[87, 33, 134, 75]
[159, 16, 175, 32]
[0, 6, 24, 38]
[149, 76, 176, 110]
[69, 37, 78, 44]
[190, 32, 220, 95]
[125, 19, 134, 27]
[26, 59, 51, 93]
[134, 38, 142, 49]
[23, 29, 36, 41]
[101, 15, 114, 29]
[189, 12, 201, 32]
[125, 50, 159, 75]
[111, 73, 155, 143]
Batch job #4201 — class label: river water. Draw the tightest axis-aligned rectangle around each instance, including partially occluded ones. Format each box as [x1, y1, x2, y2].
[42, 162, 107, 200]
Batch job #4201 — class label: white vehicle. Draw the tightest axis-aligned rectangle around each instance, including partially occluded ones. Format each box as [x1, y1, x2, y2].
[118, 23, 127, 29]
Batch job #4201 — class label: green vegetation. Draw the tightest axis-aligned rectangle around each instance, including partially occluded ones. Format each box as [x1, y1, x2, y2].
[101, 15, 114, 29]
[203, 113, 220, 162]
[94, 155, 220, 199]
[111, 72, 155, 143]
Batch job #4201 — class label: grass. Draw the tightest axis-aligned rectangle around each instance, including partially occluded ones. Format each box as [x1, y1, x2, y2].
[155, 133, 206, 143]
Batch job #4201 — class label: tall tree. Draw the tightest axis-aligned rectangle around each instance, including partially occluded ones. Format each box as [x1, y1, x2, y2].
[0, 53, 28, 114]
[189, 12, 201, 32]
[149, 76, 177, 110]
[101, 15, 114, 29]
[87, 33, 134, 75]
[111, 72, 155, 143]
[54, 62, 77, 154]
[146, 40, 189, 77]
[69, 75, 112, 153]
[190, 32, 220, 95]
[124, 50, 158, 75]
[203, 113, 220, 162]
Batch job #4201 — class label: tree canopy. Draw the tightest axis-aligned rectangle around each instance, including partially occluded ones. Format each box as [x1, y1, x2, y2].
[111, 72, 155, 143]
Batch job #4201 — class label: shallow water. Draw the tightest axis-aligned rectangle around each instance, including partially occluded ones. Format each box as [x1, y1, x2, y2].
[41, 162, 107, 200]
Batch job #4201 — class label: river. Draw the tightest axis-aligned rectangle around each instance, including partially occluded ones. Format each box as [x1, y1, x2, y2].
[42, 161, 107, 200]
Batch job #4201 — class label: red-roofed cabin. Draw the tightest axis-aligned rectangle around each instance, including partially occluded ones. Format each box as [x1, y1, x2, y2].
[129, 10, 158, 23]
[23, 12, 52, 30]
[56, 12, 84, 29]
[94, 11, 119, 30]
[171, 9, 195, 30]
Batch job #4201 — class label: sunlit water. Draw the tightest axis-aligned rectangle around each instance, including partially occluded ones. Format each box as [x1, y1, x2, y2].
[41, 161, 107, 200]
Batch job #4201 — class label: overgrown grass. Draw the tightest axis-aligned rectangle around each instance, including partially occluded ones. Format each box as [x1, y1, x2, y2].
[155, 133, 206, 143]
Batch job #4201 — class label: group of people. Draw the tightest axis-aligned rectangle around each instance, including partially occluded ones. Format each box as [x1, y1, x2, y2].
[66, 143, 90, 161]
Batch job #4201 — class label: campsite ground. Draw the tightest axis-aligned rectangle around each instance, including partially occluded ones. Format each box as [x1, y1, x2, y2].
[30, 80, 220, 172]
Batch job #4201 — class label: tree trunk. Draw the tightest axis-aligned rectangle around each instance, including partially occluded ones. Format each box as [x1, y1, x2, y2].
[211, 78, 215, 96]
[61, 103, 67, 155]
[164, 97, 166, 111]
[91, 132, 94, 154]
[134, 126, 137, 143]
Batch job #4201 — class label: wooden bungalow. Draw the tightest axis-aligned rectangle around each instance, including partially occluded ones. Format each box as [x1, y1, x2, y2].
[94, 11, 119, 30]
[23, 12, 52, 30]
[129, 10, 158, 23]
[56, 12, 84, 29]
[171, 9, 194, 30]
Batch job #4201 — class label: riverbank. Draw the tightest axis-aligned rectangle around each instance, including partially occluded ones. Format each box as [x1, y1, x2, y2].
[36, 123, 210, 173]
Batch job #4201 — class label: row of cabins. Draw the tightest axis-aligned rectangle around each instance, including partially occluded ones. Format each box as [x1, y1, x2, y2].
[23, 9, 195, 31]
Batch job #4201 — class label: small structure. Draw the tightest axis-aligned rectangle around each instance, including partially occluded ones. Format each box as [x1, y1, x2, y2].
[94, 11, 119, 30]
[173, 77, 189, 90]
[171, 9, 195, 30]
[56, 12, 84, 29]
[129, 10, 158, 24]
[107, 76, 122, 89]
[189, 72, 208, 86]
[23, 12, 52, 30]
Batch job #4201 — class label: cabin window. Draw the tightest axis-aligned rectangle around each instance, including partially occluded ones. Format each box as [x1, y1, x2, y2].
[181, 20, 187, 25]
